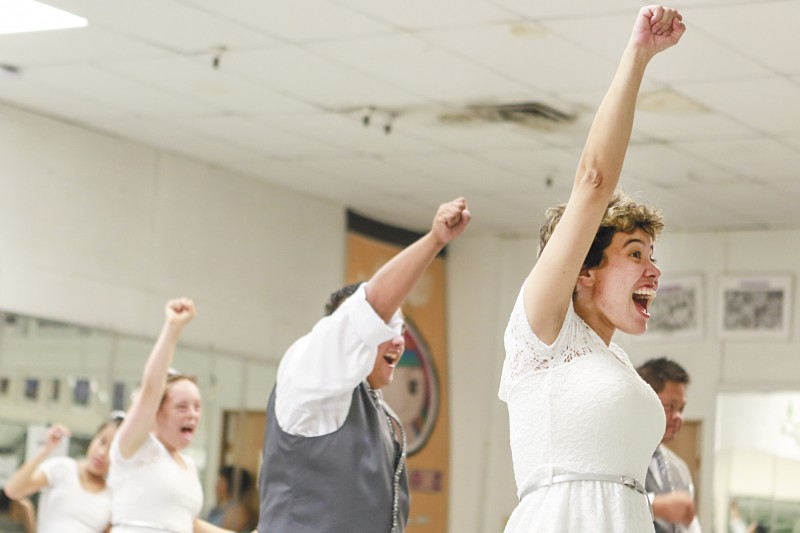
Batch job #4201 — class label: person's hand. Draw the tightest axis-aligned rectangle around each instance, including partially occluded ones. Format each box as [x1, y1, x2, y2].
[165, 297, 196, 328]
[431, 197, 470, 246]
[44, 423, 70, 452]
[653, 490, 696, 525]
[629, 5, 685, 58]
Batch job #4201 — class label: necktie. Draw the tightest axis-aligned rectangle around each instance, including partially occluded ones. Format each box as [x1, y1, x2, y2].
[369, 387, 407, 533]
[655, 447, 678, 533]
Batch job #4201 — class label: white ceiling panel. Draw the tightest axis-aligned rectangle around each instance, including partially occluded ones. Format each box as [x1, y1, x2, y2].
[489, 0, 639, 20]
[622, 144, 741, 188]
[690, 2, 800, 75]
[183, 0, 393, 43]
[632, 108, 757, 143]
[104, 56, 317, 114]
[0, 81, 126, 122]
[0, 26, 165, 66]
[425, 24, 617, 92]
[394, 116, 548, 151]
[23, 64, 213, 117]
[643, 184, 759, 232]
[261, 113, 440, 156]
[309, 33, 532, 102]
[94, 119, 264, 164]
[545, 13, 772, 84]
[47, 0, 275, 52]
[221, 46, 424, 108]
[473, 146, 579, 190]
[676, 78, 800, 136]
[382, 153, 529, 192]
[174, 116, 350, 159]
[673, 182, 800, 227]
[296, 157, 457, 199]
[337, 0, 516, 31]
[673, 138, 800, 181]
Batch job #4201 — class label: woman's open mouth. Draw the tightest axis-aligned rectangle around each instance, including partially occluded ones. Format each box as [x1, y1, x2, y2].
[632, 287, 656, 317]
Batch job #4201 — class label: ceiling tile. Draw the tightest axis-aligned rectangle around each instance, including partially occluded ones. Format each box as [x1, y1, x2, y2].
[23, 64, 213, 117]
[382, 152, 529, 192]
[337, 0, 515, 31]
[676, 78, 800, 136]
[173, 115, 350, 159]
[261, 113, 440, 156]
[673, 138, 800, 181]
[48, 0, 275, 52]
[623, 143, 744, 187]
[222, 46, 425, 108]
[183, 0, 392, 42]
[489, 0, 643, 20]
[425, 23, 618, 92]
[104, 56, 317, 114]
[690, 2, 800, 75]
[309, 33, 531, 102]
[0, 26, 164, 66]
[94, 118, 264, 164]
[544, 12, 772, 84]
[0, 80, 126, 122]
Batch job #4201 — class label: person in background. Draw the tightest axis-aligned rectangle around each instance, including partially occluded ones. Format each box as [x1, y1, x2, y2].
[638, 357, 702, 532]
[0, 488, 35, 533]
[108, 298, 234, 533]
[206, 466, 255, 531]
[258, 198, 470, 533]
[4, 416, 122, 532]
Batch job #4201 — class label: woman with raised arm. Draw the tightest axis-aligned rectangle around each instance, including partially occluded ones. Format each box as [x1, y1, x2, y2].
[498, 6, 685, 532]
[4, 417, 122, 532]
[108, 298, 233, 533]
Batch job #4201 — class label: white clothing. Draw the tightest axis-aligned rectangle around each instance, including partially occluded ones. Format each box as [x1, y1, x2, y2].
[108, 433, 203, 533]
[499, 288, 665, 533]
[37, 456, 112, 533]
[275, 282, 403, 437]
[649, 444, 702, 533]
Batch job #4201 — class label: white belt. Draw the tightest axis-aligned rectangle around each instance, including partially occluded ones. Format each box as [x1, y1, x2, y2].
[519, 473, 653, 520]
[112, 521, 184, 533]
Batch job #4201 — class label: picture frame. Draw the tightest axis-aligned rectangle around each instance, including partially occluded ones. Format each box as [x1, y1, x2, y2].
[646, 274, 704, 340]
[719, 275, 793, 341]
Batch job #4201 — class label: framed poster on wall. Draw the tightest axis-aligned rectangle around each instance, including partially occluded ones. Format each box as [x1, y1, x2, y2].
[719, 275, 793, 341]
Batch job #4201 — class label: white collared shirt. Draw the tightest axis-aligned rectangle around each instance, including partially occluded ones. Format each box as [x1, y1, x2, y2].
[275, 283, 403, 437]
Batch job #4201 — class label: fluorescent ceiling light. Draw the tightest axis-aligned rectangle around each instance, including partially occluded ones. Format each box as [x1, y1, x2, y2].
[0, 0, 87, 35]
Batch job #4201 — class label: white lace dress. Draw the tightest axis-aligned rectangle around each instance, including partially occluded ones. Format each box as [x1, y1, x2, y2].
[499, 287, 665, 533]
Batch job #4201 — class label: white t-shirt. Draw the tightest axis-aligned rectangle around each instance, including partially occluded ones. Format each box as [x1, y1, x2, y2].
[37, 456, 112, 533]
[275, 282, 403, 437]
[108, 433, 203, 533]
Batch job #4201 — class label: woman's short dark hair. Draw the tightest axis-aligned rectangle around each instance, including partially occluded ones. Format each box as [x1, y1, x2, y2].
[538, 191, 664, 270]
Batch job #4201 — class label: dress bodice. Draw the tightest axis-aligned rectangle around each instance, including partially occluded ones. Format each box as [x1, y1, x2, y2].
[499, 287, 665, 532]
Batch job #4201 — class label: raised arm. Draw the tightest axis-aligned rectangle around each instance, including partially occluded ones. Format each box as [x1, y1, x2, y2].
[365, 197, 470, 321]
[4, 424, 70, 500]
[523, 5, 684, 343]
[116, 298, 196, 458]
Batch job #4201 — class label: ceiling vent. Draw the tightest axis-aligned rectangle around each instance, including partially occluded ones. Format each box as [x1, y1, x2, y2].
[438, 102, 576, 129]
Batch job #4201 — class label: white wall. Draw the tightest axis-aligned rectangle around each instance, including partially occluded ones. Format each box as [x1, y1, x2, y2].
[0, 102, 345, 361]
[448, 227, 800, 533]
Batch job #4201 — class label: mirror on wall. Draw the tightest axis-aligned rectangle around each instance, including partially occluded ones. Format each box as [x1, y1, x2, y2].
[714, 391, 800, 533]
[0, 310, 276, 518]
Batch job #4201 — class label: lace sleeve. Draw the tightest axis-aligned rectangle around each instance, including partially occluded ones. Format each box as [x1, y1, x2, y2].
[498, 286, 601, 401]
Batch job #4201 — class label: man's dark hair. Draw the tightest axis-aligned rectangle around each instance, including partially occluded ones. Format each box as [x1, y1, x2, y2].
[637, 357, 690, 393]
[220, 465, 253, 497]
[324, 282, 362, 316]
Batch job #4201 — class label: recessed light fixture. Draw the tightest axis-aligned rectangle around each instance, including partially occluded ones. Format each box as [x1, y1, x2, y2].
[0, 0, 87, 36]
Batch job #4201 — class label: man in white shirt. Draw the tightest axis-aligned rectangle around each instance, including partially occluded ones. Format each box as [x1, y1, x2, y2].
[638, 357, 702, 533]
[257, 198, 470, 533]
